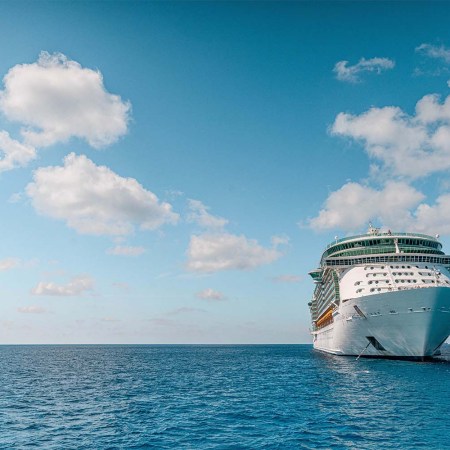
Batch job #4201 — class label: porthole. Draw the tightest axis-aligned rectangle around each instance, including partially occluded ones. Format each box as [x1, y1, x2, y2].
[401, 280, 405, 283]
[395, 280, 399, 283]
[368, 281, 372, 285]
[375, 281, 379, 284]
[377, 288, 381, 291]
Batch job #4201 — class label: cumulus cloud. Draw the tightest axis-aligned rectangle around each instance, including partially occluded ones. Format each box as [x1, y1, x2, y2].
[331, 93, 450, 178]
[416, 43, 450, 64]
[0, 52, 130, 148]
[0, 258, 20, 271]
[0, 131, 36, 172]
[333, 57, 395, 83]
[309, 181, 425, 231]
[186, 233, 282, 273]
[31, 275, 94, 296]
[196, 288, 226, 301]
[26, 153, 179, 236]
[17, 306, 46, 314]
[187, 199, 228, 229]
[107, 245, 146, 257]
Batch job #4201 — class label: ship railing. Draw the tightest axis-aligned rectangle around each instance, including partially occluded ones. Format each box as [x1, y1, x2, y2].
[324, 232, 438, 251]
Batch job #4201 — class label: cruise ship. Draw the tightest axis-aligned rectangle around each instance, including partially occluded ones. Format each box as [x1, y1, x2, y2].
[309, 225, 450, 359]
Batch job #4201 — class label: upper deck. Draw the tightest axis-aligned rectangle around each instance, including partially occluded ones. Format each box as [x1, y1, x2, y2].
[320, 231, 442, 264]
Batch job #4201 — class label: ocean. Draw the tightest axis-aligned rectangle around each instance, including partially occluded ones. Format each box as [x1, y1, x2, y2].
[1, 344, 450, 449]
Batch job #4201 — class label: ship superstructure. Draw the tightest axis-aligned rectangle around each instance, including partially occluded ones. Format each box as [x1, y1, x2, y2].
[309, 226, 450, 359]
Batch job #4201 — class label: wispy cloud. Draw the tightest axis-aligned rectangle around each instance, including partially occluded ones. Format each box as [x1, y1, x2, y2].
[0, 258, 20, 271]
[107, 245, 146, 257]
[167, 307, 207, 316]
[196, 288, 226, 301]
[17, 306, 46, 314]
[187, 199, 228, 230]
[271, 274, 302, 283]
[334, 57, 395, 83]
[31, 275, 95, 297]
[416, 43, 450, 64]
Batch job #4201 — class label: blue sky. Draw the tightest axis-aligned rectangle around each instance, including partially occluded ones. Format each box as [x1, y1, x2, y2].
[2, 2, 450, 343]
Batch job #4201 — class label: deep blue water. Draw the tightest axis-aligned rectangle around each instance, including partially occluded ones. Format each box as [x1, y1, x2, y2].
[1, 345, 450, 449]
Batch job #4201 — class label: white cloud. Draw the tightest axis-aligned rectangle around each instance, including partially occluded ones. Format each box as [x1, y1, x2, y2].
[309, 181, 450, 235]
[196, 288, 226, 301]
[187, 199, 228, 229]
[271, 235, 289, 247]
[0, 52, 130, 148]
[0, 131, 36, 172]
[333, 57, 395, 83]
[416, 43, 450, 64]
[186, 233, 282, 273]
[17, 306, 46, 314]
[309, 181, 425, 231]
[26, 153, 179, 236]
[0, 258, 20, 271]
[331, 94, 450, 178]
[272, 275, 302, 283]
[107, 245, 146, 257]
[411, 193, 450, 235]
[31, 275, 94, 296]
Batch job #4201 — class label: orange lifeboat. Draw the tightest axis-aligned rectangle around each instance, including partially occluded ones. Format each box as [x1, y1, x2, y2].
[315, 306, 334, 328]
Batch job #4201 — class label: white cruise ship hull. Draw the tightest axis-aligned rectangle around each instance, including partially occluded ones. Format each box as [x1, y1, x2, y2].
[312, 286, 450, 359]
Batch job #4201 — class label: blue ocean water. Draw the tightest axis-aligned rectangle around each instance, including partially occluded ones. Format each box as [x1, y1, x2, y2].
[1, 345, 450, 449]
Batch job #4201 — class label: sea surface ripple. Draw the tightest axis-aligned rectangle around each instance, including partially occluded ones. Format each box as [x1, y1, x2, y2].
[1, 344, 450, 449]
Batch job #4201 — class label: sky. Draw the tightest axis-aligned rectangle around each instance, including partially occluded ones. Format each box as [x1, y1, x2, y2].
[2, 2, 450, 343]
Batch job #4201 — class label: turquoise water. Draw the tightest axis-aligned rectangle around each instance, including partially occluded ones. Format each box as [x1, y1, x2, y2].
[1, 344, 450, 449]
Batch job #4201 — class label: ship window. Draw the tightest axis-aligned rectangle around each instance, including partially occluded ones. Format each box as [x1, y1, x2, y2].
[370, 288, 374, 292]
[432, 280, 435, 283]
[401, 280, 405, 283]
[390, 265, 393, 268]
[395, 280, 399, 283]
[354, 281, 361, 286]
[425, 266, 428, 269]
[422, 279, 425, 283]
[375, 281, 379, 284]
[370, 267, 374, 270]
[407, 266, 411, 269]
[387, 281, 390, 284]
[383, 273, 387, 276]
[402, 266, 405, 268]
[378, 288, 381, 291]
[368, 281, 372, 284]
